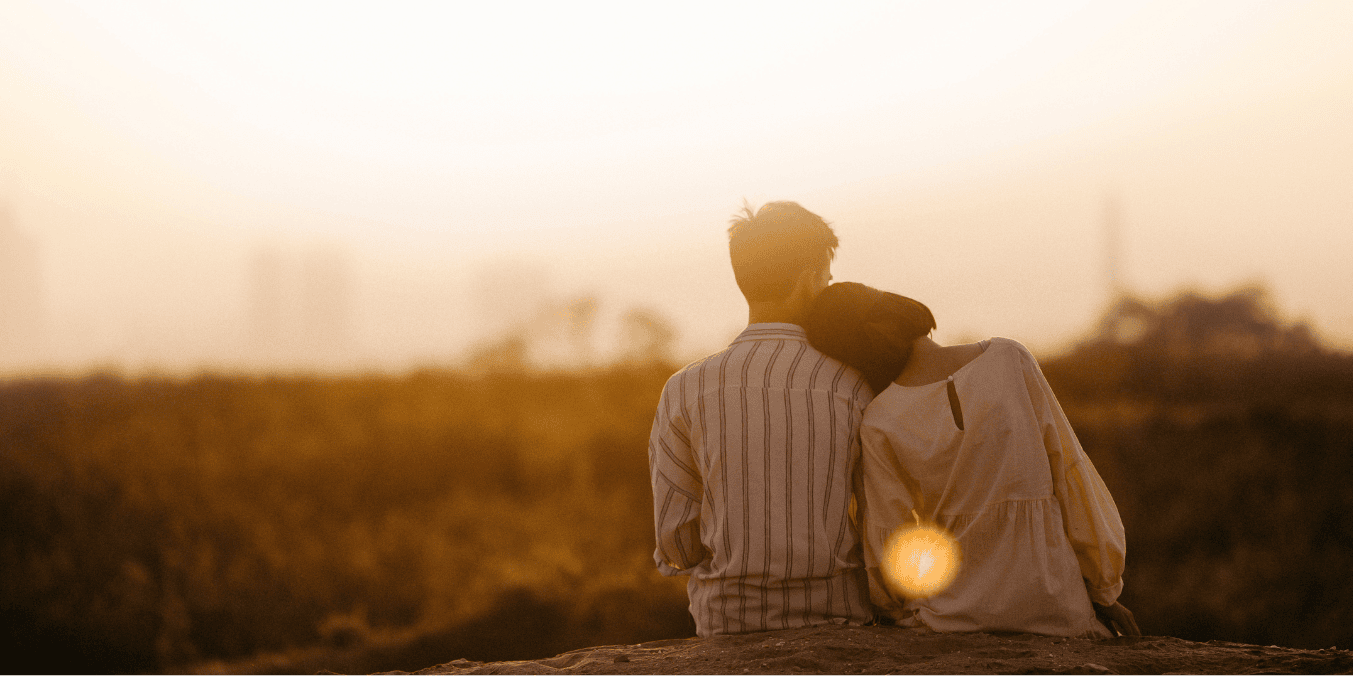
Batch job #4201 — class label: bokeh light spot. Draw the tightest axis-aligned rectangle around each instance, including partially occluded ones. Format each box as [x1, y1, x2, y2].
[883, 523, 961, 598]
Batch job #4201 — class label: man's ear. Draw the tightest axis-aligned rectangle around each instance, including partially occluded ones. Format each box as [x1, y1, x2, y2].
[788, 267, 819, 305]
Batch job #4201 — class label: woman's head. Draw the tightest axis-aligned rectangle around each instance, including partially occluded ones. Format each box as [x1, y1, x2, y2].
[803, 282, 937, 395]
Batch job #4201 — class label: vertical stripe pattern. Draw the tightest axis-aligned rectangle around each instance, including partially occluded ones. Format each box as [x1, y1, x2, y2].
[649, 323, 875, 636]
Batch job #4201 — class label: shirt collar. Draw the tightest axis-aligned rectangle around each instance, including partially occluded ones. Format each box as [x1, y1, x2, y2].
[732, 323, 808, 344]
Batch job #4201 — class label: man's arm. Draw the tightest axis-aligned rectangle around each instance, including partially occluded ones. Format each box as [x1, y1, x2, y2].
[649, 379, 707, 575]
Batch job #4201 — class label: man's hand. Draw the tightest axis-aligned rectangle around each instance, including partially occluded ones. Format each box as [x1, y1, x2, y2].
[1094, 601, 1141, 637]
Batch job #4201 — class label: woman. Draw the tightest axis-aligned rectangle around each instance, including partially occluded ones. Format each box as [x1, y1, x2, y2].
[802, 282, 1140, 638]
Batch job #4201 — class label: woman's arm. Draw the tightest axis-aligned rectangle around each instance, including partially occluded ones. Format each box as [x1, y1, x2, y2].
[859, 422, 920, 617]
[1094, 600, 1142, 637]
[1019, 344, 1128, 607]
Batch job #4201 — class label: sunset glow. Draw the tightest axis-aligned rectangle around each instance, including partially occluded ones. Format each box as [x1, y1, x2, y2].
[1, 0, 1351, 374]
[5, 5, 1351, 665]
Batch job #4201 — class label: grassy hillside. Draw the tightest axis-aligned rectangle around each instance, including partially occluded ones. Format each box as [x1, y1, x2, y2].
[1, 365, 692, 673]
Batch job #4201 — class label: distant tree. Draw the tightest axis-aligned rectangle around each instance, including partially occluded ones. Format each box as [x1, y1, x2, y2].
[564, 296, 598, 365]
[1090, 285, 1319, 358]
[618, 308, 677, 365]
[1051, 284, 1338, 401]
[465, 333, 530, 372]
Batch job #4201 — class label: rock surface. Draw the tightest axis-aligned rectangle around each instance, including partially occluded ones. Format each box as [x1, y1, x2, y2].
[394, 625, 1353, 675]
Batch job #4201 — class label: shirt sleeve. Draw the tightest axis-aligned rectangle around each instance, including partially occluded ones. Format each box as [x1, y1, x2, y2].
[1020, 346, 1127, 606]
[859, 418, 920, 618]
[649, 376, 707, 576]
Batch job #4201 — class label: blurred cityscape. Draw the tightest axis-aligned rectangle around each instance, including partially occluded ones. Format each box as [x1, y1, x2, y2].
[0, 206, 686, 377]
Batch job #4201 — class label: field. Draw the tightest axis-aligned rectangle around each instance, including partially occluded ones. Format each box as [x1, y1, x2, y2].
[3, 288, 1352, 673]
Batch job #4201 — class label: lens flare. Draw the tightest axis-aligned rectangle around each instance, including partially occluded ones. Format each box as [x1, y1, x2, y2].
[882, 522, 961, 598]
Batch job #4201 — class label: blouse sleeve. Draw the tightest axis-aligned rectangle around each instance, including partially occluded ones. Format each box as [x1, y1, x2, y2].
[1019, 345, 1127, 606]
[859, 418, 920, 618]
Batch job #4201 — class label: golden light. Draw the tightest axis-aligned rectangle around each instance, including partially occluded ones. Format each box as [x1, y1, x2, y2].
[882, 521, 961, 598]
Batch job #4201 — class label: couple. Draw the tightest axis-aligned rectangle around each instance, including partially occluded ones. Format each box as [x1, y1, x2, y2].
[648, 201, 1139, 639]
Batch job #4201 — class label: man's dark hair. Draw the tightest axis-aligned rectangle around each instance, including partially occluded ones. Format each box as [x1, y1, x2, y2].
[727, 201, 839, 302]
[803, 282, 937, 395]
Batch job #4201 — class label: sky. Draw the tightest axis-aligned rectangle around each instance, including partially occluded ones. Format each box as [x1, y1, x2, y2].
[0, 0, 1350, 374]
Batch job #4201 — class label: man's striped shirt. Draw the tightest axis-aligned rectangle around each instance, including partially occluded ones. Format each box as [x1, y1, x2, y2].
[649, 323, 875, 636]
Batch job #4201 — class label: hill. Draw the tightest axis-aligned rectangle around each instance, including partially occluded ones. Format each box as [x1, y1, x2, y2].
[392, 625, 1353, 675]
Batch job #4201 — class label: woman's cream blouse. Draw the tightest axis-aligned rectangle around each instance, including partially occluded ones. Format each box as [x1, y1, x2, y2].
[859, 337, 1125, 638]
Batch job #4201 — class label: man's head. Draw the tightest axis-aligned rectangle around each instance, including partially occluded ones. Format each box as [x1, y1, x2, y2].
[727, 201, 838, 314]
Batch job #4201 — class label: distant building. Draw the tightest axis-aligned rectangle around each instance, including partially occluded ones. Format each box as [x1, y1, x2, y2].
[0, 208, 43, 366]
[248, 246, 286, 348]
[299, 246, 352, 354]
[246, 242, 353, 369]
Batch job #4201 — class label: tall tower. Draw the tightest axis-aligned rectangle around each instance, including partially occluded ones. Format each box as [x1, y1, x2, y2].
[1103, 192, 1125, 301]
[0, 207, 43, 367]
[1099, 192, 1150, 344]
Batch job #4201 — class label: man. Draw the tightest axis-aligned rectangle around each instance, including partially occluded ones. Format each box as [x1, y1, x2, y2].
[648, 201, 874, 636]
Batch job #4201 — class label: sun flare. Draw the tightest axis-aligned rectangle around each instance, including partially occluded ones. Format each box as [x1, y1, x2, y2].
[882, 523, 961, 598]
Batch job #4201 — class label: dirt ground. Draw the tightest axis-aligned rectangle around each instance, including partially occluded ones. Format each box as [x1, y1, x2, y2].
[396, 624, 1353, 675]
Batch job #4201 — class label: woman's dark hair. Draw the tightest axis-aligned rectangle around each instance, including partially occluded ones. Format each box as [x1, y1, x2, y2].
[802, 282, 937, 395]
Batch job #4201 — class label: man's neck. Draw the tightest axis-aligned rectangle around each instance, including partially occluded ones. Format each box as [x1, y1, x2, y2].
[743, 265, 827, 328]
[747, 302, 803, 326]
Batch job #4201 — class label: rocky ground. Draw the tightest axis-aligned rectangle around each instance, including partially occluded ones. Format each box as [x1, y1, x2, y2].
[392, 625, 1353, 675]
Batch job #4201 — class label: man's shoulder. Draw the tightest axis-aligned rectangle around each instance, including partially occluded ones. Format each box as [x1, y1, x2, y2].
[664, 348, 732, 383]
[655, 349, 724, 401]
[666, 339, 869, 395]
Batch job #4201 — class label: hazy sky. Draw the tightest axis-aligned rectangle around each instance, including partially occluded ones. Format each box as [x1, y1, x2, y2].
[1, 0, 1350, 373]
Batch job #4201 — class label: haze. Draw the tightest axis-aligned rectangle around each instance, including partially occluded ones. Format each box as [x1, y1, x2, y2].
[1, 0, 1350, 375]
